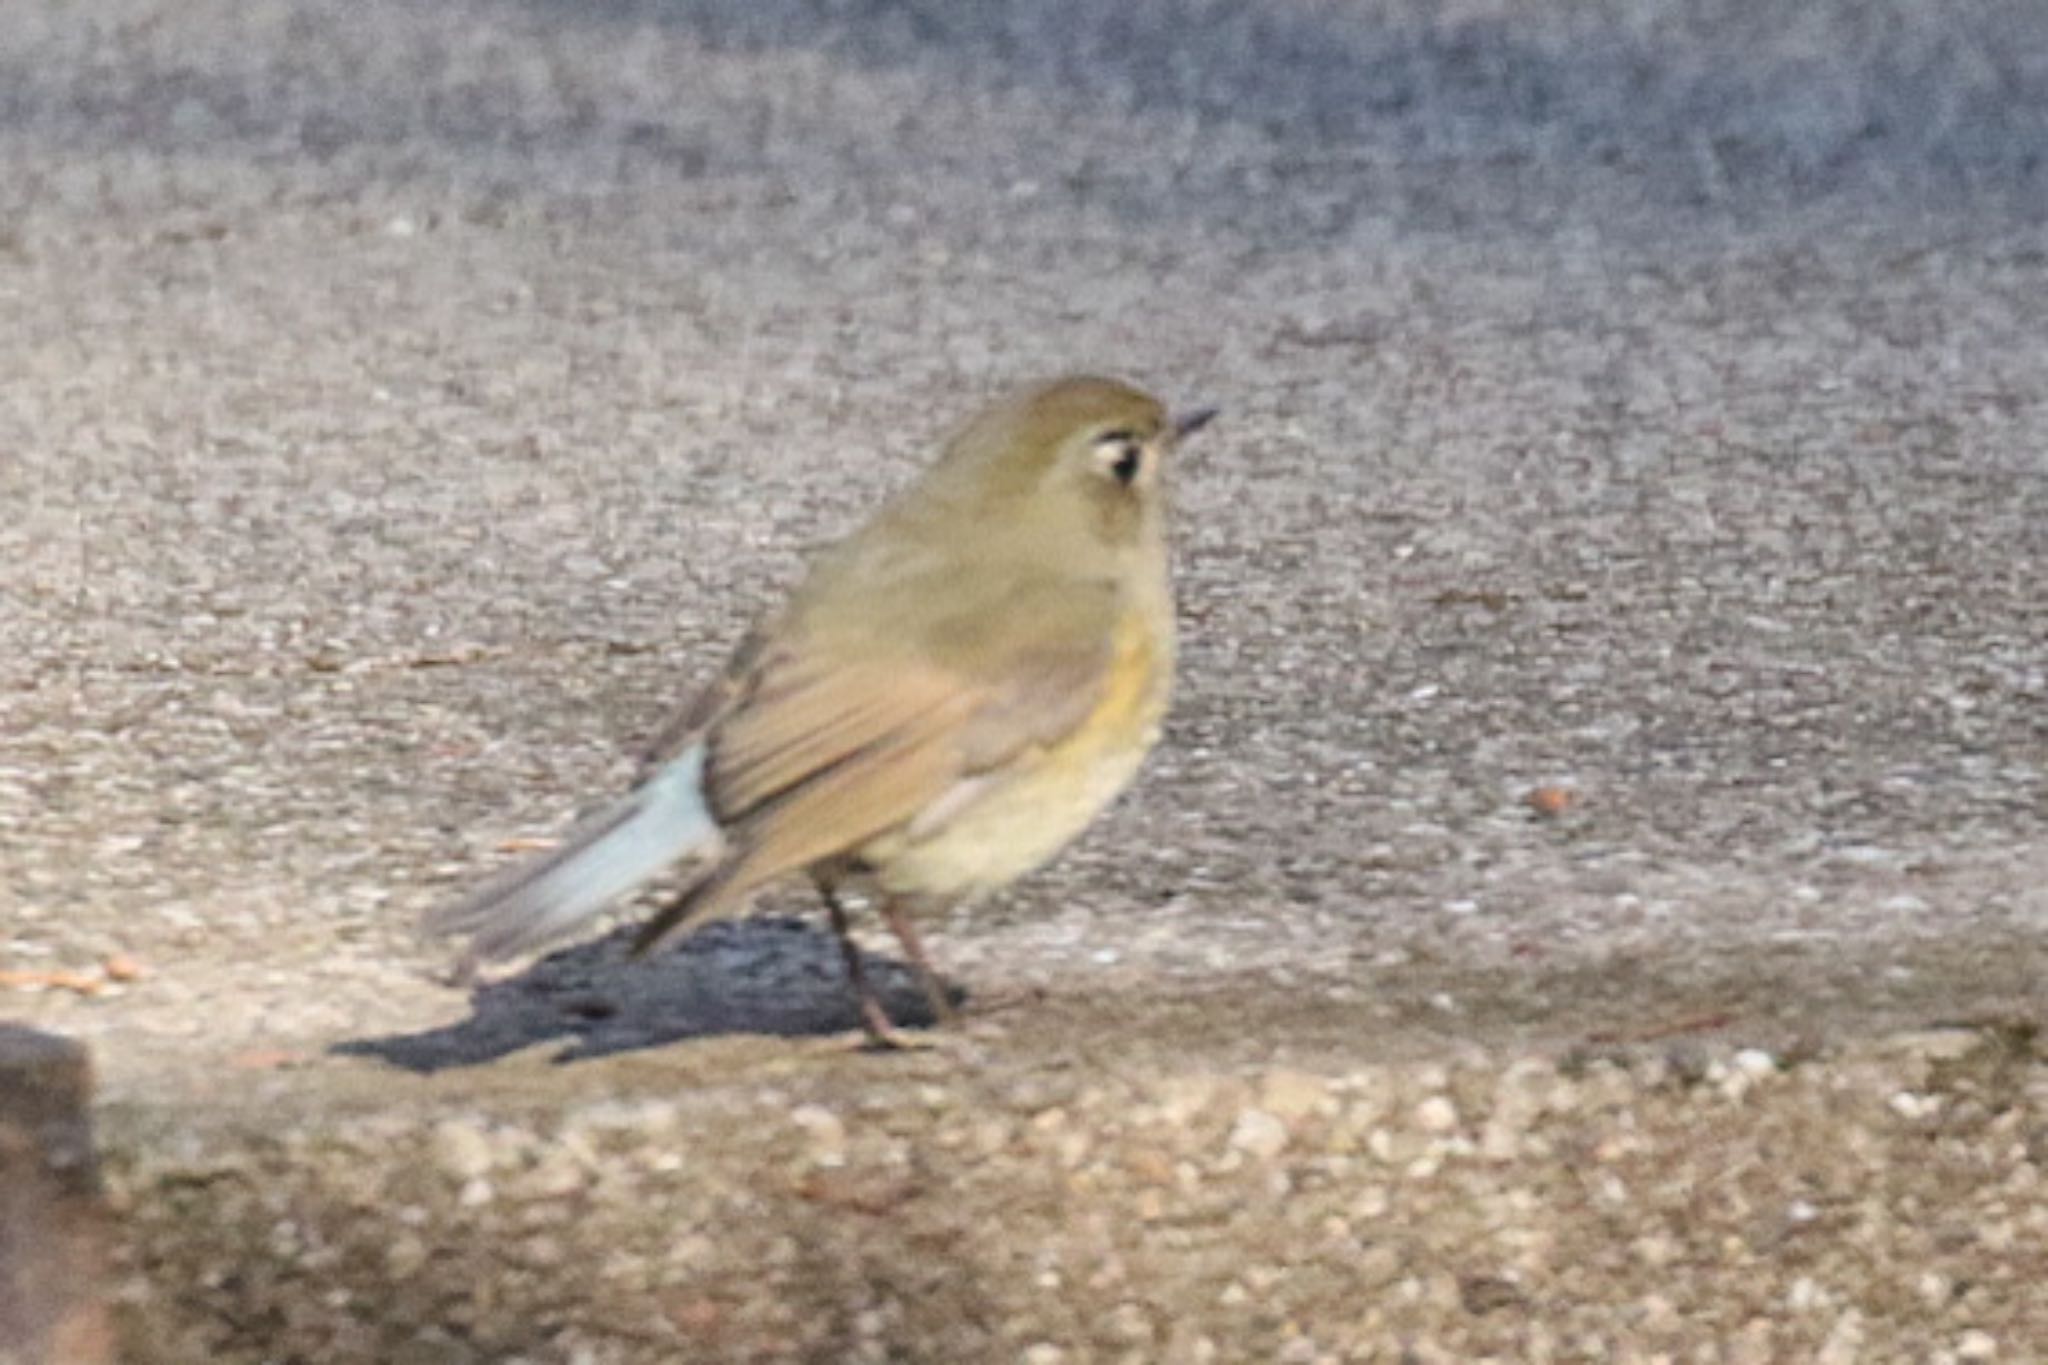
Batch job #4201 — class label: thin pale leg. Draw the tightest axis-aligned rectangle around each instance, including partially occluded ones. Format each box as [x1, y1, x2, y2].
[818, 882, 918, 1050]
[879, 897, 961, 1028]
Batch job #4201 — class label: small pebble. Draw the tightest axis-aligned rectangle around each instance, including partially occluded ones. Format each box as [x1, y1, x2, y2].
[1414, 1096, 1459, 1135]
[1259, 1070, 1332, 1122]
[790, 1104, 848, 1162]
[431, 1120, 496, 1182]
[1890, 1092, 1942, 1120]
[1229, 1110, 1290, 1160]
[1956, 1329, 1998, 1360]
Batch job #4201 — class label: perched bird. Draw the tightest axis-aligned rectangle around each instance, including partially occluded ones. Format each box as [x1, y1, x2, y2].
[429, 376, 1216, 1046]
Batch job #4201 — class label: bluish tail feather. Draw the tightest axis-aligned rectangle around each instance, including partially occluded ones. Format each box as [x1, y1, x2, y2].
[427, 747, 721, 967]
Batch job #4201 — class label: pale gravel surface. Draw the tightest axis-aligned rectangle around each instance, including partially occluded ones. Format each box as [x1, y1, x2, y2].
[3, 0, 2047, 1360]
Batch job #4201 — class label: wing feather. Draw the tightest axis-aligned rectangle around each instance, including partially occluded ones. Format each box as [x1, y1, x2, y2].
[626, 571, 1130, 954]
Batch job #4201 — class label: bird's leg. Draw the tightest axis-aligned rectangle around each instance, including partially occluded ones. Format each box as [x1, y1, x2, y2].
[879, 897, 961, 1028]
[817, 881, 917, 1050]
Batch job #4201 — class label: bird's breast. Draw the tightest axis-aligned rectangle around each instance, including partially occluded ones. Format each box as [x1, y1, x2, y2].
[863, 605, 1173, 900]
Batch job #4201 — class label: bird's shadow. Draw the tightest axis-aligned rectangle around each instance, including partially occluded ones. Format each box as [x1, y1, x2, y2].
[335, 917, 956, 1073]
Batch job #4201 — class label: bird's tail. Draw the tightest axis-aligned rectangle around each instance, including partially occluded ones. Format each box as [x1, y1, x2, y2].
[426, 746, 723, 971]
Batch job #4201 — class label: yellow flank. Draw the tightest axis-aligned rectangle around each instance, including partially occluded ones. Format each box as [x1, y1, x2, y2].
[869, 607, 1171, 899]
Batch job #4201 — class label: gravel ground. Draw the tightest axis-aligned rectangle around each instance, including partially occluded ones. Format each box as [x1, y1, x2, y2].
[4, 0, 2047, 1360]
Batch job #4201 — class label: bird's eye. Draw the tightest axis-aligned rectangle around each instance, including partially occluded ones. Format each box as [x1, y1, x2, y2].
[1094, 431, 1144, 486]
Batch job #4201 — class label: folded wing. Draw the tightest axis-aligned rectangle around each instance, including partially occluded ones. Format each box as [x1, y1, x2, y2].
[630, 577, 1119, 953]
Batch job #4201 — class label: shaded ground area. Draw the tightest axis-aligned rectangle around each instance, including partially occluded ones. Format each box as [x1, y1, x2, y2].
[3, 0, 2046, 1359]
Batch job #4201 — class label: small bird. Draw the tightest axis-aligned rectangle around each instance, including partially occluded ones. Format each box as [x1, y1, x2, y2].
[429, 376, 1216, 1046]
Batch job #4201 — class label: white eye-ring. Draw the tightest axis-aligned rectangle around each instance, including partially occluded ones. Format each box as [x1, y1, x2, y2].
[1094, 431, 1144, 486]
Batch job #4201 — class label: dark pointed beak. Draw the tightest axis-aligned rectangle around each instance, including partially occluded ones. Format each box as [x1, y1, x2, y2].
[1172, 407, 1220, 443]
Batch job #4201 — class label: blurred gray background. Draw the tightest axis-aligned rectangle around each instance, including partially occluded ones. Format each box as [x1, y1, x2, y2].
[2, 2, 2046, 1359]
[7, 0, 2043, 1036]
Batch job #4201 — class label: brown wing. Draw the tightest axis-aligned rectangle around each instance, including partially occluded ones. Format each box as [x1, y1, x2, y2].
[629, 577, 1120, 954]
